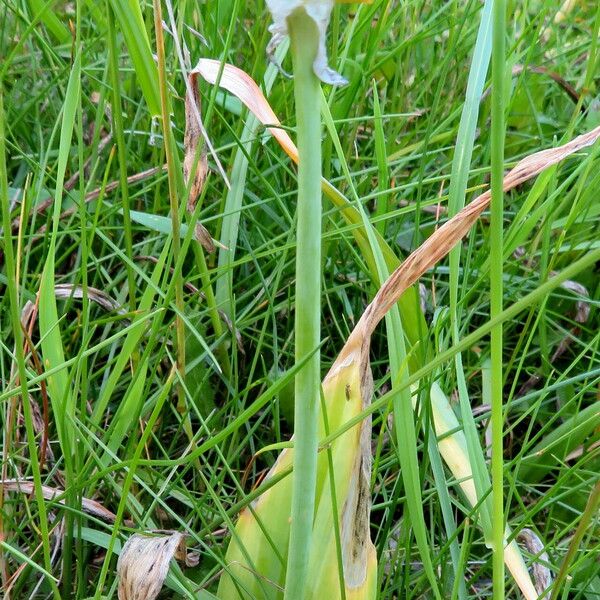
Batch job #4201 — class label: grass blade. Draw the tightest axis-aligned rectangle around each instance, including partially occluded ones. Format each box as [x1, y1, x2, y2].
[107, 0, 160, 116]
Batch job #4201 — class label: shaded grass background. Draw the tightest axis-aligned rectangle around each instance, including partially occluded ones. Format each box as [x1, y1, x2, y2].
[0, 0, 599, 598]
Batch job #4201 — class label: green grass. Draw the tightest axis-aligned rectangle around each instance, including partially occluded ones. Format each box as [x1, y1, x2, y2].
[1, 0, 599, 598]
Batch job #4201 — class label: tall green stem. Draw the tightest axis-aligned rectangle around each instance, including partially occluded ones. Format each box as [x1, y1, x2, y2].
[285, 9, 322, 599]
[491, 0, 506, 598]
[153, 0, 186, 409]
[107, 0, 137, 317]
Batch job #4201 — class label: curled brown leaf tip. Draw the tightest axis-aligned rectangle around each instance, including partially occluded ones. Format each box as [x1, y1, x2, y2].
[184, 71, 209, 218]
[194, 222, 215, 253]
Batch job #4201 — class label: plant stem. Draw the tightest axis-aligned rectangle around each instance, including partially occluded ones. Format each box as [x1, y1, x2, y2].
[192, 241, 232, 380]
[107, 0, 137, 317]
[491, 0, 506, 598]
[285, 8, 322, 599]
[153, 0, 186, 412]
[550, 480, 600, 600]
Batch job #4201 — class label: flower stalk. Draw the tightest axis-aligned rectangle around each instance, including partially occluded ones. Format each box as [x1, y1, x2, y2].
[285, 8, 324, 599]
[491, 0, 507, 598]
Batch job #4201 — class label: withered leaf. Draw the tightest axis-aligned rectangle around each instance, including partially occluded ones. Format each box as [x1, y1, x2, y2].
[117, 532, 195, 600]
[184, 70, 213, 254]
[194, 221, 215, 253]
[1, 480, 117, 522]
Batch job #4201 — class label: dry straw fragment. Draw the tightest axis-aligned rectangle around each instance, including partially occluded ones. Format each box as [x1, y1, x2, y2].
[1, 480, 117, 522]
[350, 122, 600, 341]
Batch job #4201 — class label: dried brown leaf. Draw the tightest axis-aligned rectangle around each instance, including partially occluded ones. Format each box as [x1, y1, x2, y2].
[194, 60, 600, 334]
[194, 222, 215, 253]
[184, 72, 209, 211]
[182, 70, 214, 253]
[193, 60, 296, 162]
[54, 284, 125, 315]
[350, 124, 600, 345]
[1, 480, 117, 522]
[565, 438, 600, 462]
[559, 277, 589, 324]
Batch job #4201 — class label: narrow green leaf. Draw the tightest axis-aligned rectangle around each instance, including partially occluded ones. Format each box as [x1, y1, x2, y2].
[519, 402, 600, 482]
[372, 80, 390, 236]
[27, 0, 70, 43]
[101, 358, 148, 463]
[108, 0, 160, 116]
[39, 52, 81, 452]
[446, 0, 495, 543]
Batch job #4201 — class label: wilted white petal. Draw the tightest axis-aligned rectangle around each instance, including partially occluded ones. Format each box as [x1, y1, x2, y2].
[265, 0, 347, 85]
